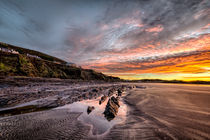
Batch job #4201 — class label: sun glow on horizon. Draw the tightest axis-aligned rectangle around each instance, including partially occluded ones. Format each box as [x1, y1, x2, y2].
[110, 73, 210, 82]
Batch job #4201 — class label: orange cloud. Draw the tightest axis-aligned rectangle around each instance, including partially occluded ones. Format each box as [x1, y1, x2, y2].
[83, 34, 210, 81]
[145, 25, 163, 32]
[85, 34, 210, 65]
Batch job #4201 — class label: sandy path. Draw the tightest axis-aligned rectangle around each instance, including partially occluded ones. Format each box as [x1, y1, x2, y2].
[105, 83, 210, 140]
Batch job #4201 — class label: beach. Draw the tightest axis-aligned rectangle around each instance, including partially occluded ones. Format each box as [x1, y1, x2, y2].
[0, 80, 210, 140]
[105, 83, 210, 140]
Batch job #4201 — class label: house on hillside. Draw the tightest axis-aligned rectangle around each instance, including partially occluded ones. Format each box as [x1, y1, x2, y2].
[27, 53, 41, 59]
[11, 49, 19, 54]
[0, 48, 19, 54]
[0, 47, 11, 53]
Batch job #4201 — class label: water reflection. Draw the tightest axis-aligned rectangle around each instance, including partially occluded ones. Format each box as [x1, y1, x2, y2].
[58, 96, 127, 135]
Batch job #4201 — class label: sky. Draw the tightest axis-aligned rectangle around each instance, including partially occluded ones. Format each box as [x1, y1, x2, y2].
[0, 0, 210, 81]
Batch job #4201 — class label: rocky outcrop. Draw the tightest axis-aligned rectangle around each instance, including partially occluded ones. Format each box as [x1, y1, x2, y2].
[87, 106, 95, 114]
[136, 85, 146, 89]
[0, 80, 139, 117]
[92, 88, 99, 93]
[108, 88, 116, 97]
[128, 85, 136, 89]
[103, 96, 120, 121]
[99, 95, 107, 105]
[117, 88, 123, 96]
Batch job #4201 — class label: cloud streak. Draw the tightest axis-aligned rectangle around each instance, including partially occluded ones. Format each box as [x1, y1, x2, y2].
[0, 0, 209, 80]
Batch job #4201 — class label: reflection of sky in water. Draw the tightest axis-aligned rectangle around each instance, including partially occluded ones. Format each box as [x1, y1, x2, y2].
[58, 96, 127, 135]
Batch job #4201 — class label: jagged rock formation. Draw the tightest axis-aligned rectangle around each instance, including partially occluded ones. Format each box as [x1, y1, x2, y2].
[103, 96, 120, 121]
[108, 88, 116, 97]
[99, 95, 107, 105]
[117, 88, 123, 96]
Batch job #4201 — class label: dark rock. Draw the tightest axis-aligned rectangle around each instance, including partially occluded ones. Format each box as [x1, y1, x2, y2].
[82, 92, 89, 99]
[83, 89, 87, 92]
[72, 98, 78, 102]
[99, 95, 107, 105]
[103, 96, 120, 121]
[136, 86, 146, 89]
[0, 98, 9, 107]
[128, 85, 136, 89]
[92, 88, 98, 92]
[117, 88, 123, 96]
[87, 106, 95, 114]
[108, 88, 115, 97]
[88, 92, 93, 97]
[78, 95, 83, 101]
[56, 97, 65, 106]
[93, 93, 98, 97]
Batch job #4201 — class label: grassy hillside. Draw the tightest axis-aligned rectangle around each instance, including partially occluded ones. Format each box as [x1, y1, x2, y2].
[0, 42, 66, 64]
[0, 42, 120, 81]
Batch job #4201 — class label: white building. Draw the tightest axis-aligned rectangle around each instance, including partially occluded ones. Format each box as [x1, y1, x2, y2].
[0, 48, 19, 54]
[0, 47, 11, 53]
[27, 53, 41, 59]
[11, 49, 19, 54]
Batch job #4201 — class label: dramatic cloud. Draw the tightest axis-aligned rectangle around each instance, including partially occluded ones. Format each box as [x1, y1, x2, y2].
[0, 0, 210, 80]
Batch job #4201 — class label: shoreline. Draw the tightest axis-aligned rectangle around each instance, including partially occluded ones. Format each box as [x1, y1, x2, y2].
[1, 80, 210, 139]
[103, 88, 174, 140]
[110, 84, 210, 139]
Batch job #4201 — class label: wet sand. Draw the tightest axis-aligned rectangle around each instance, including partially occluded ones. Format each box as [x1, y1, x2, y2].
[0, 109, 90, 140]
[1, 82, 210, 140]
[0, 78, 132, 140]
[105, 83, 210, 140]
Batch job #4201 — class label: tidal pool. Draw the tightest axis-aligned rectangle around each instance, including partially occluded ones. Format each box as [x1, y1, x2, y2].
[57, 95, 127, 135]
